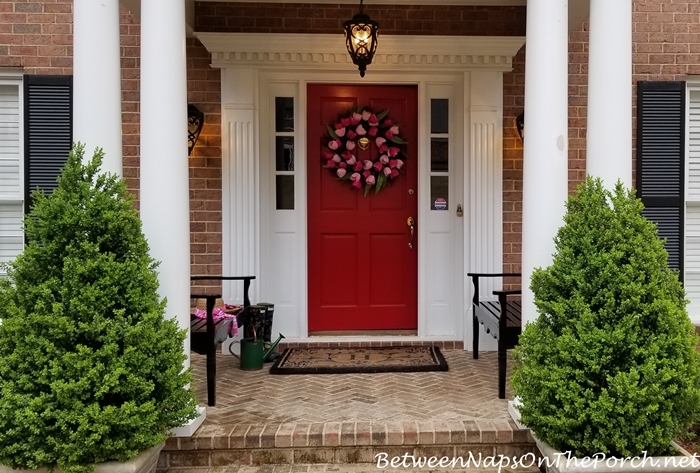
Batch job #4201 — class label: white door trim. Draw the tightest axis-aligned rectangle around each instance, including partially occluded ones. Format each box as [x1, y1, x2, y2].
[197, 32, 523, 345]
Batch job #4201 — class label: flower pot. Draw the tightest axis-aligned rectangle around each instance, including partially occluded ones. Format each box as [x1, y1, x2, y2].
[534, 437, 700, 473]
[0, 443, 164, 473]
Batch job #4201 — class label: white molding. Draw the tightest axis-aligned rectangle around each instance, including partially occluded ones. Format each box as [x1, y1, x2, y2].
[194, 33, 525, 72]
[170, 405, 206, 437]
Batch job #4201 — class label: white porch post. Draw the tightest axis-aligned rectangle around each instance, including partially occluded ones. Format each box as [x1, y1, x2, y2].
[521, 0, 569, 326]
[586, 0, 632, 188]
[73, 0, 123, 175]
[140, 0, 191, 366]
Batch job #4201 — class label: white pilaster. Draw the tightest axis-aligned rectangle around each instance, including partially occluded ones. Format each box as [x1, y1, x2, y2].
[521, 0, 569, 326]
[221, 68, 259, 306]
[73, 0, 122, 175]
[586, 0, 632, 189]
[140, 0, 191, 366]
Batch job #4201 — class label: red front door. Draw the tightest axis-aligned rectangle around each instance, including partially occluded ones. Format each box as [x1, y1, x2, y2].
[307, 84, 418, 332]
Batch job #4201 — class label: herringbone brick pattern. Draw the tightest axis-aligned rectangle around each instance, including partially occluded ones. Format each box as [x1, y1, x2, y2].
[191, 350, 512, 425]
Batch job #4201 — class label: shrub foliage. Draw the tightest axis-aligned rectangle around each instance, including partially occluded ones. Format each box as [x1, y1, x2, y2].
[512, 177, 700, 457]
[0, 146, 197, 472]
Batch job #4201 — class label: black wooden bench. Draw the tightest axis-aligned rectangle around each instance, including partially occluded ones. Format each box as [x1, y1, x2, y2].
[467, 273, 522, 399]
[190, 275, 255, 407]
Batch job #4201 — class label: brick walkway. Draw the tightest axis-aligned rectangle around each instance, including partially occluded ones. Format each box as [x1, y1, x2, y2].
[190, 350, 512, 425]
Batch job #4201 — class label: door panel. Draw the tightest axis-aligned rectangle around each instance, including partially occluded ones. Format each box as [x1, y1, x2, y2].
[307, 84, 418, 331]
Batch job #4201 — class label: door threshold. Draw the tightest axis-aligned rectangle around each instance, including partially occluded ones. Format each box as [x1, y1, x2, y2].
[309, 330, 418, 337]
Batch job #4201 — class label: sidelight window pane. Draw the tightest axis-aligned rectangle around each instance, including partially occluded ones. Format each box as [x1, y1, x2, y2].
[430, 176, 449, 211]
[275, 97, 294, 132]
[431, 99, 449, 134]
[430, 137, 449, 172]
[276, 175, 295, 210]
[276, 136, 295, 171]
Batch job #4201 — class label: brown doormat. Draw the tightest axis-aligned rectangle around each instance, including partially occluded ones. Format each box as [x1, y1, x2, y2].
[269, 346, 448, 374]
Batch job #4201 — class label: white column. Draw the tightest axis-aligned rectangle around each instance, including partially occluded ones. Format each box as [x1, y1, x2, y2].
[521, 0, 569, 326]
[586, 0, 632, 189]
[73, 0, 123, 176]
[140, 0, 191, 366]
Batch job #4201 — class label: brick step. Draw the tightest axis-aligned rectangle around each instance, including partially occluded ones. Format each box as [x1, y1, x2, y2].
[160, 465, 541, 472]
[158, 420, 537, 470]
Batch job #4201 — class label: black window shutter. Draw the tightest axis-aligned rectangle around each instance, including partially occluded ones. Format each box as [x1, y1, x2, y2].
[23, 75, 73, 214]
[637, 81, 685, 277]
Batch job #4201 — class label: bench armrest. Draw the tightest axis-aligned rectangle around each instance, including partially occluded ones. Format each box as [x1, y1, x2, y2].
[492, 290, 522, 296]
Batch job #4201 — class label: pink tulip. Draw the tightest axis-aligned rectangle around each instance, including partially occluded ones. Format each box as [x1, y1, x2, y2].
[389, 159, 398, 169]
[339, 162, 347, 169]
[384, 118, 393, 126]
[335, 127, 346, 138]
[356, 124, 367, 136]
[353, 162, 363, 171]
[383, 167, 392, 176]
[327, 160, 336, 168]
[361, 110, 371, 121]
[373, 161, 383, 172]
[350, 172, 361, 182]
[347, 156, 357, 165]
[347, 130, 357, 140]
[364, 160, 373, 170]
[368, 127, 378, 137]
[369, 114, 379, 126]
[351, 112, 362, 125]
[351, 180, 362, 190]
[346, 141, 356, 150]
[390, 125, 400, 135]
[337, 168, 347, 178]
[328, 140, 341, 150]
[390, 169, 399, 179]
[375, 137, 386, 147]
[332, 154, 342, 163]
[379, 155, 389, 165]
[324, 150, 334, 159]
[341, 117, 351, 127]
[388, 147, 400, 157]
[395, 159, 404, 169]
[366, 175, 376, 185]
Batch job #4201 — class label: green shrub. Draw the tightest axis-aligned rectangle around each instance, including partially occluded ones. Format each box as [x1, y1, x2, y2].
[0, 145, 198, 473]
[512, 177, 700, 457]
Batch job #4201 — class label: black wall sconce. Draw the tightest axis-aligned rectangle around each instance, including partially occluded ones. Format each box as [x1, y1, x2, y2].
[188, 104, 204, 156]
[344, 0, 379, 78]
[516, 112, 524, 141]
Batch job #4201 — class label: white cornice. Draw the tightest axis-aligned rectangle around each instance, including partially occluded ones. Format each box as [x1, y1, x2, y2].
[194, 33, 525, 72]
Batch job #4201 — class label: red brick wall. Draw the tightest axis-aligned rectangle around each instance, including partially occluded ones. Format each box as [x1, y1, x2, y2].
[195, 3, 526, 36]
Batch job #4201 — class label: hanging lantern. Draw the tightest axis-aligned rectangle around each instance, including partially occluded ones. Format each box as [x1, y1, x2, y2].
[516, 112, 524, 141]
[343, 0, 379, 78]
[188, 104, 204, 156]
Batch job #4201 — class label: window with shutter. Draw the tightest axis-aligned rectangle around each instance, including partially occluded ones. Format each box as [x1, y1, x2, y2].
[0, 74, 72, 273]
[637, 81, 685, 278]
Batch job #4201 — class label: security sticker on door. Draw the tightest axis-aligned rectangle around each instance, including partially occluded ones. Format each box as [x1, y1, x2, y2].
[434, 198, 447, 210]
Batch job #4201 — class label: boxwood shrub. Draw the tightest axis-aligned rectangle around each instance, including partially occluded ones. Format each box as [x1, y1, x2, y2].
[0, 146, 198, 473]
[512, 177, 700, 457]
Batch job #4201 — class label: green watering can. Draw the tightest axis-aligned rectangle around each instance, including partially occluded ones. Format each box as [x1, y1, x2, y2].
[233, 326, 285, 370]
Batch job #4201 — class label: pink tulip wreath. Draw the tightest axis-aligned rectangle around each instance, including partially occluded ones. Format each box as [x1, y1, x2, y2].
[323, 107, 407, 195]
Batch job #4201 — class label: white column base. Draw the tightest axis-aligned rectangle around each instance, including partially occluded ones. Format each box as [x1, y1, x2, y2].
[508, 397, 525, 429]
[170, 405, 207, 437]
